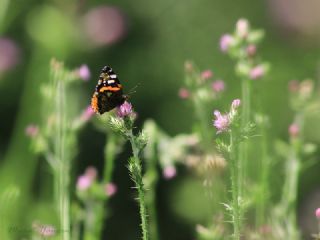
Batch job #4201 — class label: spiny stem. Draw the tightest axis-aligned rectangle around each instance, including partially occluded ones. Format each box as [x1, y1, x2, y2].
[229, 131, 241, 240]
[128, 131, 149, 240]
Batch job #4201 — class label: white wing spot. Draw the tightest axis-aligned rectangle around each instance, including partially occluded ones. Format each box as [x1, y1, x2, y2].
[108, 80, 115, 84]
[110, 74, 117, 79]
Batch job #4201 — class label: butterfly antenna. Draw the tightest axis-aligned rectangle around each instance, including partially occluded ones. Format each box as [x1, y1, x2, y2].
[127, 83, 141, 96]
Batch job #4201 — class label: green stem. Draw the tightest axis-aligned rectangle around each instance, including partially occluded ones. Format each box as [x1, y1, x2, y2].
[128, 131, 149, 240]
[239, 78, 250, 197]
[229, 131, 241, 240]
[55, 78, 70, 240]
[103, 133, 117, 184]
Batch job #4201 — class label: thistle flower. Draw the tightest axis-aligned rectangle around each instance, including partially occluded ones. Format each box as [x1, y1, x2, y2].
[76, 175, 92, 191]
[105, 182, 117, 197]
[163, 166, 177, 179]
[116, 101, 133, 118]
[288, 123, 299, 138]
[212, 80, 225, 93]
[219, 34, 234, 52]
[249, 65, 265, 80]
[80, 106, 95, 122]
[77, 64, 91, 81]
[213, 110, 230, 134]
[236, 18, 250, 38]
[201, 70, 213, 80]
[316, 208, 320, 219]
[25, 124, 39, 138]
[83, 6, 127, 47]
[0, 38, 20, 73]
[246, 44, 257, 57]
[231, 99, 241, 109]
[84, 166, 98, 180]
[178, 87, 190, 99]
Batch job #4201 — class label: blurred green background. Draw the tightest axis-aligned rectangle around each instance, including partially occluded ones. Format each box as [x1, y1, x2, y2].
[1, 0, 320, 239]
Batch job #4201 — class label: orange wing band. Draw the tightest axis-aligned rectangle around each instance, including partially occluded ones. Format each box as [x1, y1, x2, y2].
[91, 94, 99, 113]
[99, 86, 121, 92]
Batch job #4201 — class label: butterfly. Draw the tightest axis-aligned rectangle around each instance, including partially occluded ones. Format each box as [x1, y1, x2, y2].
[91, 66, 127, 114]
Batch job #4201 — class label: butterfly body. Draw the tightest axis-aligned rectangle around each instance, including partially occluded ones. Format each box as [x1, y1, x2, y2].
[91, 66, 126, 114]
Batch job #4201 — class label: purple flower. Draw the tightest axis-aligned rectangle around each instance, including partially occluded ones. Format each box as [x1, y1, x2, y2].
[84, 166, 97, 180]
[83, 6, 127, 47]
[249, 65, 265, 80]
[201, 70, 213, 80]
[105, 182, 117, 197]
[231, 99, 241, 109]
[76, 175, 92, 191]
[178, 87, 190, 99]
[116, 101, 133, 118]
[219, 34, 234, 52]
[25, 124, 39, 138]
[77, 64, 90, 81]
[80, 105, 95, 121]
[213, 110, 230, 134]
[211, 80, 225, 93]
[0, 38, 20, 73]
[315, 208, 320, 219]
[163, 166, 177, 180]
[288, 123, 299, 138]
[236, 18, 249, 38]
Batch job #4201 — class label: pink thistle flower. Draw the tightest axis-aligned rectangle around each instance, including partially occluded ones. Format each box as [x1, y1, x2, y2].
[33, 223, 56, 237]
[76, 175, 92, 191]
[246, 44, 257, 57]
[83, 6, 127, 47]
[219, 34, 234, 52]
[77, 64, 90, 81]
[105, 182, 117, 197]
[163, 166, 177, 180]
[25, 124, 39, 138]
[80, 106, 95, 122]
[213, 110, 230, 134]
[84, 166, 98, 180]
[249, 65, 265, 80]
[288, 123, 299, 138]
[116, 101, 133, 118]
[201, 70, 213, 80]
[315, 208, 320, 219]
[178, 88, 190, 99]
[236, 18, 249, 38]
[211, 80, 225, 93]
[288, 80, 299, 93]
[231, 99, 241, 109]
[0, 38, 20, 73]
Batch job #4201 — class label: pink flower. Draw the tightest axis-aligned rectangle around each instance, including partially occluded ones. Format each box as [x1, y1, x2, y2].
[236, 18, 249, 38]
[83, 6, 127, 47]
[211, 80, 225, 93]
[25, 124, 39, 138]
[249, 65, 265, 80]
[80, 106, 95, 121]
[288, 123, 299, 138]
[178, 88, 190, 99]
[77, 64, 90, 81]
[219, 34, 234, 52]
[163, 166, 177, 179]
[116, 101, 133, 118]
[105, 183, 117, 197]
[0, 38, 20, 73]
[76, 175, 92, 191]
[246, 44, 257, 57]
[213, 110, 230, 134]
[315, 208, 320, 219]
[85, 166, 97, 180]
[201, 70, 213, 80]
[231, 99, 241, 109]
[33, 223, 56, 237]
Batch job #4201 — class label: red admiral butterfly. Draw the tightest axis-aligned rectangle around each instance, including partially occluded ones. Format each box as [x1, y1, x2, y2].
[91, 66, 127, 114]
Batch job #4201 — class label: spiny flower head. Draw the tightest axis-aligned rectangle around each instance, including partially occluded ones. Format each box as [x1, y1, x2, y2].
[213, 110, 230, 134]
[212, 80, 225, 93]
[220, 34, 234, 52]
[116, 101, 133, 118]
